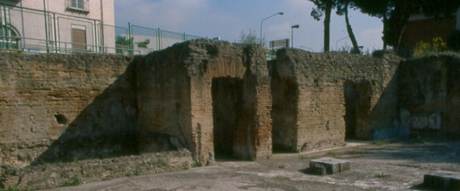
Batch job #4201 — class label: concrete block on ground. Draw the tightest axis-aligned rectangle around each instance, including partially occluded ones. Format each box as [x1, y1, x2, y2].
[309, 157, 350, 175]
[423, 171, 460, 190]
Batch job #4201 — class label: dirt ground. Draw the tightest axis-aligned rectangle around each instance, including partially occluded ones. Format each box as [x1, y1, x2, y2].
[43, 141, 460, 191]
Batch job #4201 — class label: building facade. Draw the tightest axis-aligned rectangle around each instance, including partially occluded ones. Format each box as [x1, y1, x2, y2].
[0, 0, 115, 53]
[400, 7, 460, 56]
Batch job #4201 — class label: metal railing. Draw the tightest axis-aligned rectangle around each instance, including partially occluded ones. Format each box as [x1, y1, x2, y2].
[0, 3, 206, 55]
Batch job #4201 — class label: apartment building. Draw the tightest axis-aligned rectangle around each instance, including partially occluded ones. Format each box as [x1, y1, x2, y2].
[0, 0, 115, 53]
[400, 7, 460, 56]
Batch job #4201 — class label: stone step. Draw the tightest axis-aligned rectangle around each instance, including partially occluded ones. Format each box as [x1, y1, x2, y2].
[423, 171, 460, 190]
[309, 157, 350, 175]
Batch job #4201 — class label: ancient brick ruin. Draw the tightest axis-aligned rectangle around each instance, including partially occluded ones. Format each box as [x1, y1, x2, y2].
[135, 41, 272, 164]
[271, 49, 400, 152]
[1, 40, 460, 189]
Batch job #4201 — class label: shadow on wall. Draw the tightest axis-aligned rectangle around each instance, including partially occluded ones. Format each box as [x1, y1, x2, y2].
[30, 58, 143, 165]
[394, 55, 460, 139]
[368, 66, 410, 140]
[343, 80, 372, 140]
[270, 64, 299, 153]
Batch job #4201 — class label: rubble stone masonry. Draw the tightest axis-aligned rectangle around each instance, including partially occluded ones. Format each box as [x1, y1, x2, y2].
[0, 53, 137, 167]
[136, 40, 272, 164]
[1, 40, 460, 190]
[271, 49, 400, 151]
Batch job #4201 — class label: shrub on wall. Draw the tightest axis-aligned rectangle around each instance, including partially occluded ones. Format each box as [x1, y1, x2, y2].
[413, 37, 447, 58]
[447, 30, 460, 51]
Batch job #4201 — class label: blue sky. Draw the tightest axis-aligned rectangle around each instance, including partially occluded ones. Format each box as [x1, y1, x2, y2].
[115, 0, 383, 52]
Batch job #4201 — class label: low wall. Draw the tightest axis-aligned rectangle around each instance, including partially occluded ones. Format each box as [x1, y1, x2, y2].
[1, 149, 192, 190]
[0, 53, 138, 167]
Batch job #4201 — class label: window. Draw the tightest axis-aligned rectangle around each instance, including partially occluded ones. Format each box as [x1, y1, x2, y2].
[67, 0, 89, 13]
[71, 0, 85, 9]
[72, 26, 86, 51]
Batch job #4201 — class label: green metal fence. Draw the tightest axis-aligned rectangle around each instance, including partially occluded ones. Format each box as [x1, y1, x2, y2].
[0, 3, 206, 55]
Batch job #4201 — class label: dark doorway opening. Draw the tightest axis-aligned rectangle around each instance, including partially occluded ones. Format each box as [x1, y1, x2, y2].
[272, 78, 298, 153]
[211, 77, 243, 160]
[344, 80, 372, 139]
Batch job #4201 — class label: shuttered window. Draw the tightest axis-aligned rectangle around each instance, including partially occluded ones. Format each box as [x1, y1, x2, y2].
[72, 28, 86, 50]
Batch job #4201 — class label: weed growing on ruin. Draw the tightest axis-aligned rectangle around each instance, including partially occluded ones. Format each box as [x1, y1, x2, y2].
[104, 174, 114, 181]
[182, 164, 190, 170]
[192, 162, 202, 168]
[300, 155, 309, 159]
[278, 164, 287, 169]
[156, 159, 168, 167]
[374, 172, 391, 178]
[64, 175, 83, 186]
[0, 186, 20, 191]
[126, 168, 141, 177]
[326, 151, 340, 157]
[134, 168, 141, 176]
[413, 37, 448, 58]
[373, 140, 390, 146]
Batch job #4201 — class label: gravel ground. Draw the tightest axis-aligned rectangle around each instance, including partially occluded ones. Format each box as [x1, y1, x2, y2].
[43, 141, 460, 191]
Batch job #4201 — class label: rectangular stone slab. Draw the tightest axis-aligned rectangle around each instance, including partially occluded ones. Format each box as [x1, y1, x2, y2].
[309, 157, 350, 175]
[423, 171, 460, 190]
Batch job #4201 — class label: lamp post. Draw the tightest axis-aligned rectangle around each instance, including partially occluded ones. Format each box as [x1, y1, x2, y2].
[259, 12, 284, 45]
[335, 36, 349, 51]
[291, 24, 299, 48]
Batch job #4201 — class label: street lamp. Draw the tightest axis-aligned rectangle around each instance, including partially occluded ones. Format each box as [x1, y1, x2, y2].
[259, 12, 284, 45]
[335, 36, 349, 51]
[291, 24, 299, 48]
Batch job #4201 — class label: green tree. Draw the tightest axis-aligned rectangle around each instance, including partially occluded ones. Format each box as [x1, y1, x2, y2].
[310, 0, 338, 52]
[336, 0, 360, 54]
[354, 0, 460, 53]
[353, 0, 392, 50]
[115, 36, 133, 54]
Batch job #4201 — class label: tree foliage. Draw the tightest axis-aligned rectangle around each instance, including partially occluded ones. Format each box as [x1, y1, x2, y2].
[115, 36, 133, 54]
[336, 0, 360, 54]
[354, 0, 460, 53]
[310, 0, 338, 52]
[311, 0, 361, 53]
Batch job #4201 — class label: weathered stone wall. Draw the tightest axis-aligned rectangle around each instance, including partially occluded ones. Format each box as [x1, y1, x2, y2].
[271, 49, 400, 152]
[1, 149, 192, 190]
[397, 54, 460, 139]
[0, 53, 137, 167]
[3, 40, 460, 190]
[136, 40, 272, 164]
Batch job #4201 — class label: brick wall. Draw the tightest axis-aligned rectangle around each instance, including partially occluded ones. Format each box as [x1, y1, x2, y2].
[0, 53, 137, 167]
[1, 149, 192, 190]
[272, 49, 400, 152]
[136, 40, 272, 164]
[397, 53, 460, 138]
